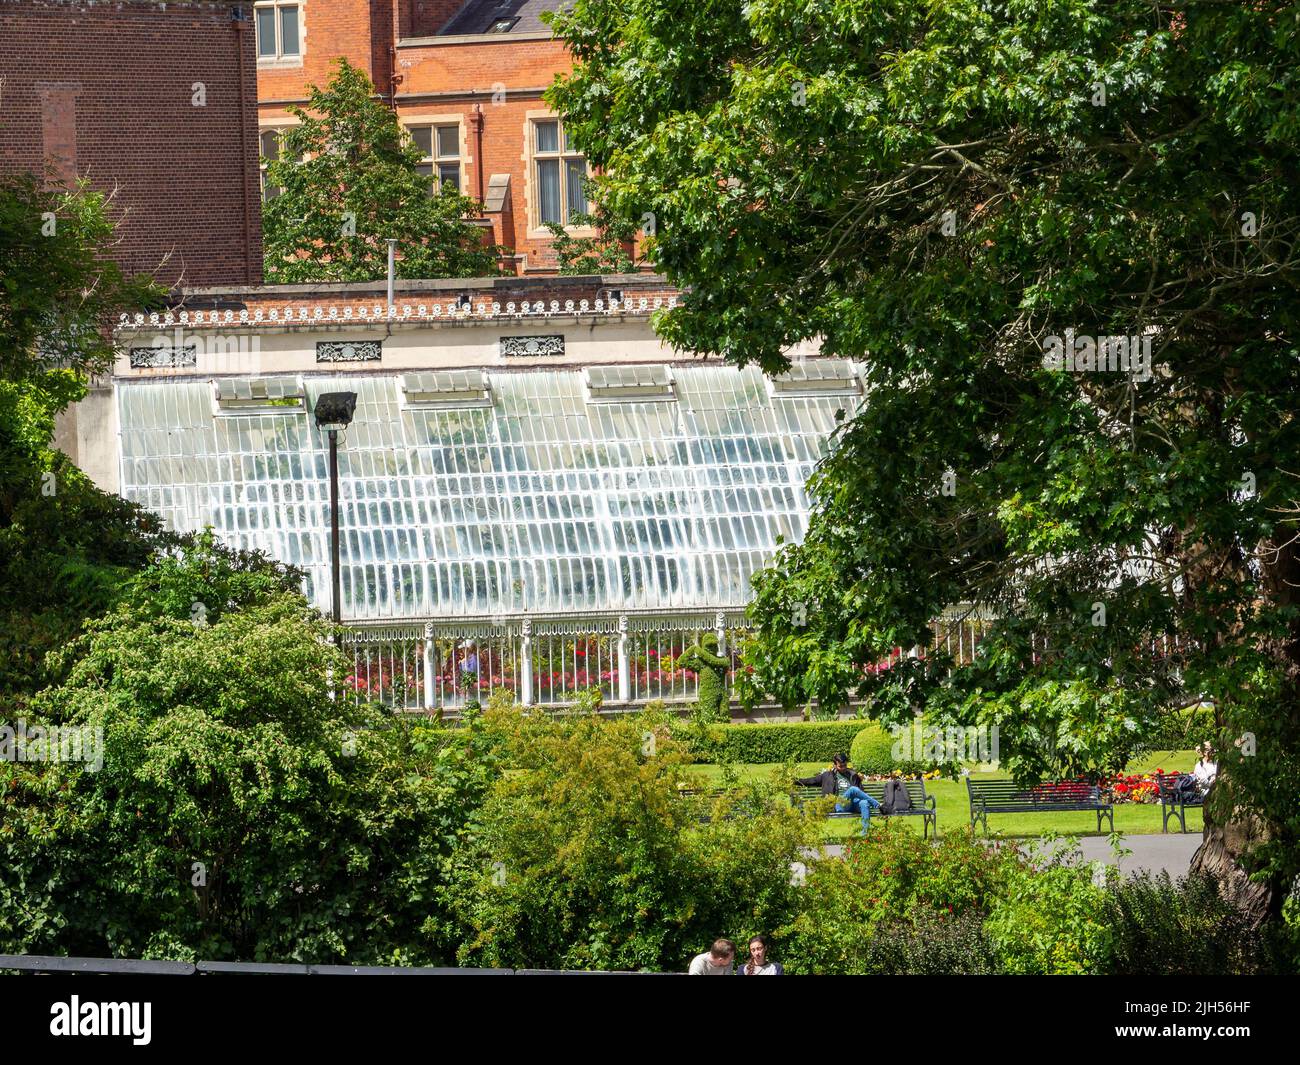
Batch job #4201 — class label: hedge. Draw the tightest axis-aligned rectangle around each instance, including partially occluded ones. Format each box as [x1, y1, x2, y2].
[848, 724, 899, 774]
[686, 720, 872, 765]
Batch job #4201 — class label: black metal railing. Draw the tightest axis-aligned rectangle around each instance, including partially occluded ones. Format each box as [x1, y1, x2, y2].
[0, 954, 677, 976]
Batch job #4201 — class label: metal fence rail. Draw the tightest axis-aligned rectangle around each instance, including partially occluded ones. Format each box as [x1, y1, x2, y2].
[339, 609, 996, 711]
[341, 610, 752, 711]
[0, 955, 678, 976]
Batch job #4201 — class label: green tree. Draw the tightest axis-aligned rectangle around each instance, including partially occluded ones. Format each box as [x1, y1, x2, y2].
[0, 173, 160, 384]
[263, 59, 502, 283]
[543, 180, 641, 274]
[0, 533, 491, 962]
[548, 0, 1300, 926]
[442, 700, 816, 970]
[0, 175, 168, 706]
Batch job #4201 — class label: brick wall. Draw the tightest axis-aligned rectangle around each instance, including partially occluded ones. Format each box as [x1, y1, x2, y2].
[252, 4, 637, 277]
[0, 0, 262, 286]
[255, 0, 380, 106]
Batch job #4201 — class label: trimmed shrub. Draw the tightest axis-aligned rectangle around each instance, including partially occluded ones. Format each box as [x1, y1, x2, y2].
[687, 720, 868, 764]
[1104, 872, 1293, 975]
[848, 723, 897, 773]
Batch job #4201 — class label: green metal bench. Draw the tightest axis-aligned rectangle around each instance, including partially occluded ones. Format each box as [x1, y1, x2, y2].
[794, 779, 938, 838]
[966, 777, 1114, 835]
[1153, 772, 1205, 833]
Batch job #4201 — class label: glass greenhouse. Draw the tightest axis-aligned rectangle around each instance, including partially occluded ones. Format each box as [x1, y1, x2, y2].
[116, 361, 865, 708]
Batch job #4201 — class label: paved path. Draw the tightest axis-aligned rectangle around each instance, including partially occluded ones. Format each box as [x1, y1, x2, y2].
[812, 832, 1202, 879]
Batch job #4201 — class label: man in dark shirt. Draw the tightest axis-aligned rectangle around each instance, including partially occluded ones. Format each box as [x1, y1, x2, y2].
[795, 753, 881, 836]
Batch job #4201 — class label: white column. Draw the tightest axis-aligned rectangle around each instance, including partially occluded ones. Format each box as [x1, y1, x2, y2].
[422, 623, 436, 711]
[617, 615, 631, 704]
[520, 619, 533, 707]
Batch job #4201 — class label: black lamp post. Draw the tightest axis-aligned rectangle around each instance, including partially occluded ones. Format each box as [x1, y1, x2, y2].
[314, 392, 358, 642]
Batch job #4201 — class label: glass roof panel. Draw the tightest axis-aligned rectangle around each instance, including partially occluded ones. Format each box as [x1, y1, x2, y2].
[116, 365, 860, 620]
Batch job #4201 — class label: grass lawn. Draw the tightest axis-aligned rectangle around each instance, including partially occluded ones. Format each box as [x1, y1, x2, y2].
[684, 750, 1203, 840]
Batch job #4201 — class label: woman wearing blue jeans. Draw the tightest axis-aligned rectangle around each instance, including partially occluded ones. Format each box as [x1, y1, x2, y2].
[794, 753, 881, 836]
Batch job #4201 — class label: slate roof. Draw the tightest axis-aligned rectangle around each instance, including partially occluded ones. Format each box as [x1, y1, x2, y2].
[438, 0, 568, 36]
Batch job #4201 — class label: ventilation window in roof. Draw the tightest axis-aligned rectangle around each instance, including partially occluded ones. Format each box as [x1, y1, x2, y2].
[584, 364, 675, 403]
[213, 375, 305, 415]
[769, 360, 861, 396]
[402, 369, 492, 409]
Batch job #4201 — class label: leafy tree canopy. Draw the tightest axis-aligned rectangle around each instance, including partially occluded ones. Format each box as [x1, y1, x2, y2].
[263, 59, 503, 283]
[547, 0, 1300, 920]
[0, 176, 168, 705]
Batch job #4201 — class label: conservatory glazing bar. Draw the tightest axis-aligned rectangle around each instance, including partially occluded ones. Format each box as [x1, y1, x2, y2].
[116, 363, 861, 621]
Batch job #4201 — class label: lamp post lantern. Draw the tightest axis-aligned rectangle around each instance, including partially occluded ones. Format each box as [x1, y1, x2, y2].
[314, 391, 358, 643]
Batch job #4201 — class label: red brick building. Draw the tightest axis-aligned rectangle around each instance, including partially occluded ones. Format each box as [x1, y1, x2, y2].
[0, 0, 263, 286]
[255, 0, 610, 275]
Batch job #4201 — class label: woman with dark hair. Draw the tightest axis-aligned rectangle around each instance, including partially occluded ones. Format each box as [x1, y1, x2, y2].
[740, 935, 783, 976]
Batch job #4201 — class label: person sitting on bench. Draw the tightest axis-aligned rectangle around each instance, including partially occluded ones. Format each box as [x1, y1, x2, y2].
[795, 753, 881, 836]
[1175, 743, 1217, 801]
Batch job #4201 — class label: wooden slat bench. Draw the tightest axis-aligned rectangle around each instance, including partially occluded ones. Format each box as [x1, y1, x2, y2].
[966, 778, 1114, 835]
[677, 785, 772, 823]
[1153, 772, 1205, 833]
[793, 779, 938, 838]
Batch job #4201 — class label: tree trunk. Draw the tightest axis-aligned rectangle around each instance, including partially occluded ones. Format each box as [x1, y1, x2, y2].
[1188, 771, 1279, 927]
[1187, 529, 1300, 928]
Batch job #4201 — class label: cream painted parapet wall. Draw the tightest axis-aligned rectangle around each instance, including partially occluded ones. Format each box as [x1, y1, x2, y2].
[111, 312, 684, 380]
[57, 275, 824, 495]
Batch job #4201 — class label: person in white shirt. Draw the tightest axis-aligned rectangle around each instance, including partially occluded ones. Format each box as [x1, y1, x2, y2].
[688, 939, 736, 975]
[739, 935, 783, 976]
[1191, 743, 1217, 794]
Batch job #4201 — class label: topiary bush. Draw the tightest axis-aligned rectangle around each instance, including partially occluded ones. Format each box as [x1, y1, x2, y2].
[848, 723, 899, 773]
[688, 720, 869, 764]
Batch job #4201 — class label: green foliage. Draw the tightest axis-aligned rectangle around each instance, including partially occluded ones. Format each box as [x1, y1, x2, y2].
[547, 0, 1300, 911]
[263, 59, 501, 283]
[0, 539, 490, 963]
[543, 193, 640, 275]
[853, 910, 1000, 976]
[778, 823, 1015, 974]
[984, 840, 1113, 975]
[1104, 872, 1295, 975]
[0, 179, 170, 707]
[687, 720, 868, 765]
[0, 173, 162, 383]
[441, 703, 818, 970]
[676, 632, 729, 724]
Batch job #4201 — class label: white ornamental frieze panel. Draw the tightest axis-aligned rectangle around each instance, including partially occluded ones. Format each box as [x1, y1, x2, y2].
[500, 335, 565, 358]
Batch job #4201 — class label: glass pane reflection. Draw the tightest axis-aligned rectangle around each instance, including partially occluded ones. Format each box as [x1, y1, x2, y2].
[116, 366, 858, 620]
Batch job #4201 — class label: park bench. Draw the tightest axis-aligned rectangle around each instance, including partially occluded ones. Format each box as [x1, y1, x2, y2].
[966, 778, 1114, 835]
[677, 785, 771, 823]
[1153, 772, 1205, 833]
[793, 779, 938, 838]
